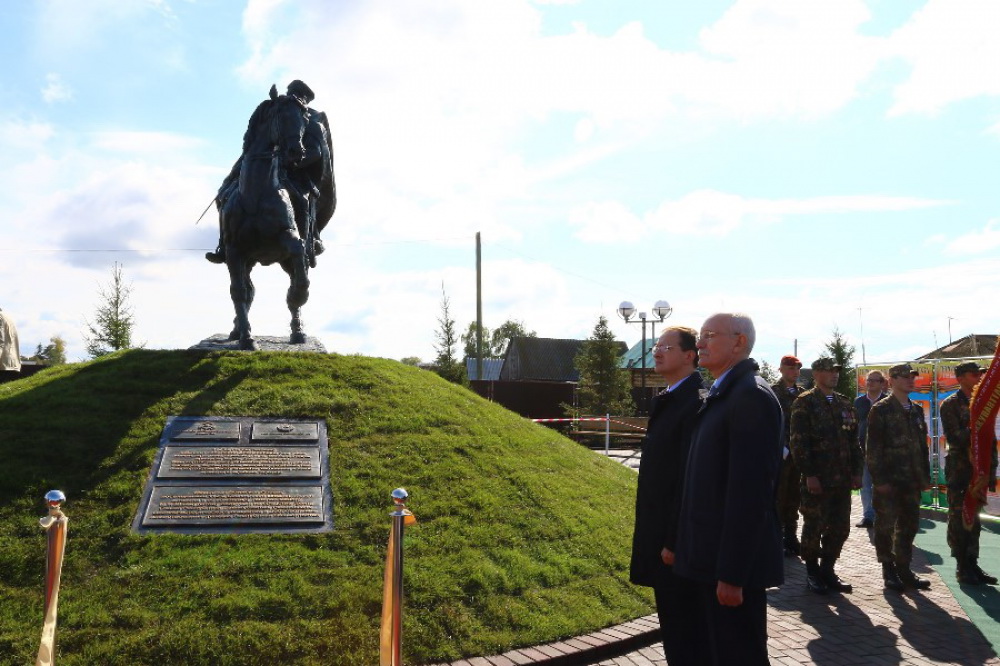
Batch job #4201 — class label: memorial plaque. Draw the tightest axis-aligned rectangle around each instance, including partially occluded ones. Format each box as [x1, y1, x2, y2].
[133, 416, 333, 534]
[252, 421, 319, 442]
[171, 420, 241, 441]
[142, 486, 325, 526]
[158, 446, 321, 479]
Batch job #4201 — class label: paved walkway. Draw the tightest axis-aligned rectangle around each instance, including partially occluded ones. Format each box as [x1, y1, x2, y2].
[432, 448, 999, 666]
[588, 449, 1000, 666]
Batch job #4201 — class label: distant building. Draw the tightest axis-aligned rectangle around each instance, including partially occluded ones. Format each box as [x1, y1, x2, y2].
[620, 338, 665, 386]
[464, 357, 503, 381]
[468, 336, 629, 419]
[918, 334, 999, 360]
[500, 337, 626, 382]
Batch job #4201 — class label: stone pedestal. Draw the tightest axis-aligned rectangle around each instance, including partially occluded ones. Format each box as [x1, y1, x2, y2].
[189, 334, 327, 353]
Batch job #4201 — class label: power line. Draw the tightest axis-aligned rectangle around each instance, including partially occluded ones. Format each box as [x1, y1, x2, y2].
[0, 236, 476, 253]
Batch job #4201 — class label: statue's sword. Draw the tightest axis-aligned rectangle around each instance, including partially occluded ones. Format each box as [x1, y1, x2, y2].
[195, 197, 216, 225]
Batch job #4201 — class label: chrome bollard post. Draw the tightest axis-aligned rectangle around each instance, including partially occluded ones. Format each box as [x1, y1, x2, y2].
[379, 488, 415, 666]
[36, 490, 68, 666]
[605, 413, 610, 456]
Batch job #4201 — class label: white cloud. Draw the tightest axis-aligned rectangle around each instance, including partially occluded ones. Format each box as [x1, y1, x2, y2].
[886, 0, 1000, 116]
[692, 0, 884, 120]
[41, 73, 73, 103]
[0, 118, 54, 151]
[569, 190, 948, 242]
[227, 0, 916, 252]
[567, 200, 643, 243]
[942, 219, 1000, 255]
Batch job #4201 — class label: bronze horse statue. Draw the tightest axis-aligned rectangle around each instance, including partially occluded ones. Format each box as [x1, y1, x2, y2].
[215, 90, 325, 351]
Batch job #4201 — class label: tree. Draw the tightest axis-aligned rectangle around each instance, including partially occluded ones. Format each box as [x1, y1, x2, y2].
[400, 356, 421, 366]
[490, 319, 536, 358]
[824, 326, 857, 397]
[433, 283, 466, 385]
[572, 315, 633, 416]
[84, 262, 137, 358]
[461, 321, 491, 359]
[758, 359, 778, 384]
[30, 336, 67, 365]
[461, 318, 537, 359]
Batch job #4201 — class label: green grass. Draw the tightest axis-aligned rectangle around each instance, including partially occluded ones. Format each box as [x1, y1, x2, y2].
[0, 350, 651, 665]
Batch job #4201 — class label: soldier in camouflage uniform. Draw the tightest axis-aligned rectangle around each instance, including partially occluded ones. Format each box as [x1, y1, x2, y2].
[941, 361, 998, 585]
[866, 363, 931, 591]
[789, 357, 862, 594]
[772, 355, 806, 556]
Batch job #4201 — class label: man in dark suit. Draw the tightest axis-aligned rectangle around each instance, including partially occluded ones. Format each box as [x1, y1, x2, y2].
[674, 312, 784, 666]
[630, 325, 705, 665]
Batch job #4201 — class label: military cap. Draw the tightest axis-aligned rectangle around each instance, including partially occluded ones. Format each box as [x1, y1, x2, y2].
[955, 361, 987, 376]
[888, 363, 919, 378]
[286, 80, 315, 104]
[780, 354, 802, 368]
[811, 357, 842, 372]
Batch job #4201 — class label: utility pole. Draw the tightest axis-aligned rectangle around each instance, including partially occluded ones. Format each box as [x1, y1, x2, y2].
[476, 232, 483, 382]
[946, 316, 956, 344]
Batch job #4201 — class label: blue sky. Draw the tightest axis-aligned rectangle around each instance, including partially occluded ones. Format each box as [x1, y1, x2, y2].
[2, 0, 999, 367]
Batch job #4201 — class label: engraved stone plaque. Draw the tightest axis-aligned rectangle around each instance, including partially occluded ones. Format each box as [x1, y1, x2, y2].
[171, 420, 241, 441]
[158, 446, 321, 479]
[142, 486, 324, 526]
[252, 421, 319, 442]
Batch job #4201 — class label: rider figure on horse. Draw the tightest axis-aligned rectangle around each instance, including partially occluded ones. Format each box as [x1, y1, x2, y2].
[206, 80, 335, 267]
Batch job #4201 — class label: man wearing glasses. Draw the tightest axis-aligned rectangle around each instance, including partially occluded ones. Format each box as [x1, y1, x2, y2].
[940, 361, 998, 585]
[674, 313, 783, 666]
[772, 355, 805, 556]
[854, 370, 888, 529]
[866, 363, 931, 591]
[630, 326, 705, 665]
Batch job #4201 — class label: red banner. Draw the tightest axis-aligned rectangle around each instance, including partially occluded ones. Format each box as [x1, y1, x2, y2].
[966, 338, 1000, 528]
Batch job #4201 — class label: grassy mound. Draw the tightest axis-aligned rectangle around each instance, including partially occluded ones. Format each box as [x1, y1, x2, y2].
[0, 350, 650, 665]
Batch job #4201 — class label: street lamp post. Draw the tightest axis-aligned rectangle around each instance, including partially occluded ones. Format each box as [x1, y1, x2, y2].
[618, 300, 672, 415]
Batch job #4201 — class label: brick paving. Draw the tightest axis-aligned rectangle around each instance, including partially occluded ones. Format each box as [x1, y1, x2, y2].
[431, 448, 1000, 666]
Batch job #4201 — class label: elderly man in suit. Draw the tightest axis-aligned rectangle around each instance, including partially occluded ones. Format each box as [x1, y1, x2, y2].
[674, 312, 784, 666]
[630, 325, 705, 665]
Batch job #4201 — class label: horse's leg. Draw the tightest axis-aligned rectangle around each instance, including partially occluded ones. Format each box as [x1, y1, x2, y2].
[227, 255, 257, 351]
[227, 262, 256, 340]
[281, 233, 310, 344]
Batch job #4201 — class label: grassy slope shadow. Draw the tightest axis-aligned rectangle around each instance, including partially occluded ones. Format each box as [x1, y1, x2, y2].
[0, 350, 651, 666]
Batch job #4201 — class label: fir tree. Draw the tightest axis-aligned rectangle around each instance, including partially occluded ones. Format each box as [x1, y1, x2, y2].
[84, 262, 137, 358]
[572, 315, 633, 415]
[824, 326, 857, 397]
[433, 284, 466, 385]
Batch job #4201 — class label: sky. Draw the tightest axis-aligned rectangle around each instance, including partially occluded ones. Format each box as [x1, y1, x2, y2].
[2, 0, 1000, 369]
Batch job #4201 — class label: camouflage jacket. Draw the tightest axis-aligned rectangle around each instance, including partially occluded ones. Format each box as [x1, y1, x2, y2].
[789, 388, 862, 487]
[771, 381, 804, 447]
[866, 395, 930, 488]
[941, 389, 999, 489]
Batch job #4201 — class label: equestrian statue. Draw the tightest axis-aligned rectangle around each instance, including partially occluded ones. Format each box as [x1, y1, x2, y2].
[206, 80, 336, 351]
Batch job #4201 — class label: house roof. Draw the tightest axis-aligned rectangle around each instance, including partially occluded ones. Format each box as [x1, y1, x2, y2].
[499, 336, 628, 382]
[464, 357, 504, 381]
[620, 338, 658, 370]
[917, 334, 999, 360]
